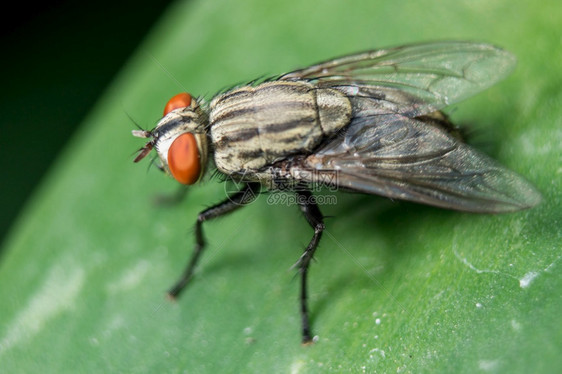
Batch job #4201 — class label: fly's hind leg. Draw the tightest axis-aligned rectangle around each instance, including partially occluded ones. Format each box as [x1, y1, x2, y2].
[168, 182, 261, 298]
[294, 188, 325, 344]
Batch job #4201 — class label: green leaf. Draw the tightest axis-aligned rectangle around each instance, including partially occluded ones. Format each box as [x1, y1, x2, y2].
[1, 0, 560, 372]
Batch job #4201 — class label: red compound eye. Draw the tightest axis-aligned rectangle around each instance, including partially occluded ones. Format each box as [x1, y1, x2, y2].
[163, 92, 192, 116]
[167, 133, 201, 185]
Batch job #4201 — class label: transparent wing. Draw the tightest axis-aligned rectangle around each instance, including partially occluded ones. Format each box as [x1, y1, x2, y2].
[297, 114, 541, 213]
[280, 41, 516, 117]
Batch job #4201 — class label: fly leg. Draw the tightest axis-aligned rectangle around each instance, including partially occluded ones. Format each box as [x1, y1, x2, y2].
[294, 188, 325, 344]
[168, 182, 261, 298]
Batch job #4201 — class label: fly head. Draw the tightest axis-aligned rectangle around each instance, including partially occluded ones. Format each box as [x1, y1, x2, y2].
[132, 92, 210, 185]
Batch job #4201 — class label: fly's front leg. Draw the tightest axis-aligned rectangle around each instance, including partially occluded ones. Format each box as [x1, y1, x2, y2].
[295, 188, 325, 344]
[168, 182, 261, 298]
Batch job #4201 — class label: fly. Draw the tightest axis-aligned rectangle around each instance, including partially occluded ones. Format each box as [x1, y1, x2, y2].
[133, 41, 541, 343]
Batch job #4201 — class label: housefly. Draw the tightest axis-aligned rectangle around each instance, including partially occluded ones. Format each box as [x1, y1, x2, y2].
[133, 41, 541, 343]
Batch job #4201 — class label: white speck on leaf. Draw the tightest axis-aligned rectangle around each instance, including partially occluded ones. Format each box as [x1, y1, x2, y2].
[519, 271, 539, 289]
[518, 255, 561, 289]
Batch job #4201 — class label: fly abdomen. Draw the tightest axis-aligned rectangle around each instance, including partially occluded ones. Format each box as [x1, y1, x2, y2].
[210, 81, 351, 175]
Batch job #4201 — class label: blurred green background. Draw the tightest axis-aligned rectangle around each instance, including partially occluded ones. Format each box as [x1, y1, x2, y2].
[0, 0, 560, 373]
[0, 0, 172, 245]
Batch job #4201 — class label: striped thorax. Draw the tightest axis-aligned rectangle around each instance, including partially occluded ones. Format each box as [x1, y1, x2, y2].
[209, 81, 352, 176]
